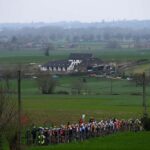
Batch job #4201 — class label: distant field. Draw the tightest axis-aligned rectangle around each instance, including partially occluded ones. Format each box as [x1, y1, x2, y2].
[11, 76, 150, 95]
[1, 45, 150, 74]
[0, 46, 150, 65]
[56, 76, 150, 95]
[27, 132, 150, 150]
[0, 50, 68, 64]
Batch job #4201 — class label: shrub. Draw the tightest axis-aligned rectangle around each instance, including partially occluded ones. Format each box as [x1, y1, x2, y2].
[141, 116, 150, 131]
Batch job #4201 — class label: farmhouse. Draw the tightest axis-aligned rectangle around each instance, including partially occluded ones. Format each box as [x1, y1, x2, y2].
[40, 53, 116, 74]
[41, 53, 93, 72]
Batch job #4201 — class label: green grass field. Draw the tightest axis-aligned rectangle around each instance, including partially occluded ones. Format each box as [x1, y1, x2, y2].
[0, 68, 149, 126]
[7, 76, 147, 125]
[1, 44, 150, 150]
[22, 94, 150, 125]
[1, 46, 150, 64]
[10, 76, 150, 95]
[27, 132, 150, 150]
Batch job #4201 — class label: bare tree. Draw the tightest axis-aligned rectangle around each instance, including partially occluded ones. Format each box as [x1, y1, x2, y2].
[44, 43, 55, 57]
[44, 47, 50, 56]
[71, 79, 84, 95]
[132, 73, 150, 87]
[1, 70, 13, 91]
[36, 71, 57, 94]
[0, 87, 18, 150]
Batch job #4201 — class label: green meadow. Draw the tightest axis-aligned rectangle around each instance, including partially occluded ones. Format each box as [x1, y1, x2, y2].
[6, 76, 149, 125]
[22, 94, 150, 125]
[1, 46, 150, 65]
[27, 132, 150, 150]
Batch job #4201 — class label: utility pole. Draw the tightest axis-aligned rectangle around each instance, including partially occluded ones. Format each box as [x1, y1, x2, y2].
[18, 70, 21, 150]
[142, 72, 147, 117]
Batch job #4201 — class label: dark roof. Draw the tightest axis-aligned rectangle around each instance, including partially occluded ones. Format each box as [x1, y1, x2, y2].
[79, 58, 104, 67]
[69, 53, 93, 60]
[43, 60, 71, 68]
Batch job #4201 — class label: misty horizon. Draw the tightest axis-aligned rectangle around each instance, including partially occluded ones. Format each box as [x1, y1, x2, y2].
[1, 19, 150, 24]
[0, 0, 150, 23]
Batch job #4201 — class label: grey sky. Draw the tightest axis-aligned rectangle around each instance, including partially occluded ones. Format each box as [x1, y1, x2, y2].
[0, 0, 150, 23]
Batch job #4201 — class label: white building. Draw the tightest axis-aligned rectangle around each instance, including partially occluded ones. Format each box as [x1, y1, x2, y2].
[40, 53, 93, 72]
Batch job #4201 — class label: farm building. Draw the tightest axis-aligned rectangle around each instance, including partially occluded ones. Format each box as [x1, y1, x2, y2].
[40, 53, 93, 72]
[40, 53, 116, 74]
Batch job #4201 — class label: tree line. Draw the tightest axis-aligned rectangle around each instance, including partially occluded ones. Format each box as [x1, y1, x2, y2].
[1, 24, 150, 51]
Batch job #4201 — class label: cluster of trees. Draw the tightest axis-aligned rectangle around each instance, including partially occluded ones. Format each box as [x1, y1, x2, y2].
[1, 21, 150, 51]
[1, 27, 150, 43]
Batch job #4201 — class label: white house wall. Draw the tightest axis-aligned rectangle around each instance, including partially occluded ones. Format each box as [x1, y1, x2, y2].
[40, 58, 87, 73]
[53, 67, 56, 71]
[40, 67, 47, 71]
[58, 67, 61, 71]
[49, 67, 52, 71]
[62, 67, 66, 71]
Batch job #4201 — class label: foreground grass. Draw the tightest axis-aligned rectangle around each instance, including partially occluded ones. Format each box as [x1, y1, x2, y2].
[27, 132, 150, 150]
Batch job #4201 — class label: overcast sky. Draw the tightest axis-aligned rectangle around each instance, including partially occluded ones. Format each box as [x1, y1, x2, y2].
[0, 0, 150, 23]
